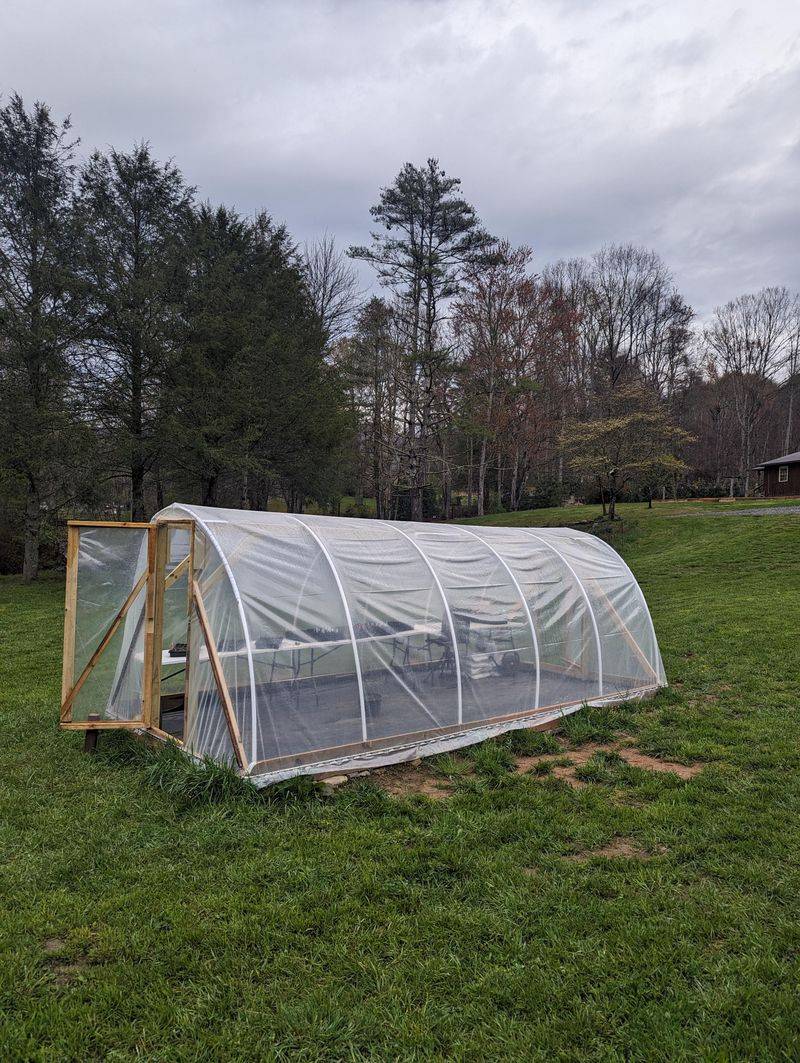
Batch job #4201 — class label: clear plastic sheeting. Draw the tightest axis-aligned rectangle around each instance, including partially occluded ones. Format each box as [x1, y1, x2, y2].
[153, 505, 666, 782]
[71, 526, 149, 722]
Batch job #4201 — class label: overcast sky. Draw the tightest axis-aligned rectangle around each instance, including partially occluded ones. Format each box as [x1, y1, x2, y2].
[3, 0, 799, 315]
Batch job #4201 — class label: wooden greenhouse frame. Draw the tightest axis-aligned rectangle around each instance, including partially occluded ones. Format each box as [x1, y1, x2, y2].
[59, 518, 246, 769]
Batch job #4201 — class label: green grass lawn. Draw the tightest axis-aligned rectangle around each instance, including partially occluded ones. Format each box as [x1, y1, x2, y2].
[2, 504, 800, 1060]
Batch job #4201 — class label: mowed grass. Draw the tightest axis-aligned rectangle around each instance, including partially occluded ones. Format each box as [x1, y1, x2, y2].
[2, 505, 800, 1060]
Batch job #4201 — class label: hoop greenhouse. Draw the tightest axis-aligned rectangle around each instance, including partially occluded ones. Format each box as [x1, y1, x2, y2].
[59, 506, 666, 784]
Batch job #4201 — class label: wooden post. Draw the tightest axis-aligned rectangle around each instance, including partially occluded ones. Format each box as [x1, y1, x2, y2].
[143, 525, 169, 732]
[83, 713, 101, 753]
[182, 523, 196, 745]
[192, 577, 247, 772]
[139, 527, 158, 730]
[60, 525, 79, 709]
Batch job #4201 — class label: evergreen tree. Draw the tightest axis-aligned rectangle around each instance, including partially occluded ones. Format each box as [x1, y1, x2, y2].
[168, 207, 352, 511]
[166, 203, 254, 504]
[350, 159, 491, 519]
[76, 143, 194, 519]
[0, 95, 86, 578]
[245, 214, 352, 511]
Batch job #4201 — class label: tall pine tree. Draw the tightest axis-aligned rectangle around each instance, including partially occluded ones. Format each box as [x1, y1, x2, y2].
[350, 159, 491, 518]
[0, 95, 85, 578]
[76, 144, 193, 519]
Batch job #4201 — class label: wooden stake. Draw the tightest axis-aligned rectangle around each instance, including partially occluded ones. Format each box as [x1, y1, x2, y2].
[83, 713, 101, 753]
[143, 526, 169, 731]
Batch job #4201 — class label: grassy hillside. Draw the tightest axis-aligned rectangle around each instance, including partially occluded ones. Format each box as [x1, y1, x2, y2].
[1, 504, 799, 1060]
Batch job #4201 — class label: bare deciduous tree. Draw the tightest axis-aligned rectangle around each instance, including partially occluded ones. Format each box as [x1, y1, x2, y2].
[303, 233, 361, 347]
[705, 287, 798, 492]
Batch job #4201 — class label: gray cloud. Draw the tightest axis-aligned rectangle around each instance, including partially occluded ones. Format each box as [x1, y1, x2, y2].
[2, 0, 798, 315]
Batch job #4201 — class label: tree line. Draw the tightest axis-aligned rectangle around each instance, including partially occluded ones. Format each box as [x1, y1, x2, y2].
[0, 96, 351, 577]
[2, 95, 799, 578]
[337, 183, 799, 522]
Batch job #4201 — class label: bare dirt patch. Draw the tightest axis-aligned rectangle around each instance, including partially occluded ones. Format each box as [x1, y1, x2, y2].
[619, 748, 702, 780]
[371, 760, 463, 799]
[41, 938, 91, 987]
[339, 739, 701, 798]
[564, 837, 667, 862]
[550, 764, 589, 788]
[514, 742, 612, 788]
[513, 741, 702, 787]
[49, 959, 89, 988]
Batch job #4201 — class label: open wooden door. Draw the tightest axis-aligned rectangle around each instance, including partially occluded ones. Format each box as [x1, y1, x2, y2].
[59, 519, 194, 737]
[59, 516, 251, 771]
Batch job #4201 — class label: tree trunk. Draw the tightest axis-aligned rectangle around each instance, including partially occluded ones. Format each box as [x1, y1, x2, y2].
[785, 386, 794, 454]
[131, 460, 146, 521]
[129, 334, 147, 521]
[201, 471, 218, 507]
[155, 467, 165, 512]
[372, 428, 383, 520]
[409, 484, 422, 522]
[467, 437, 474, 511]
[407, 425, 423, 521]
[22, 479, 40, 581]
[477, 436, 488, 517]
[441, 436, 451, 521]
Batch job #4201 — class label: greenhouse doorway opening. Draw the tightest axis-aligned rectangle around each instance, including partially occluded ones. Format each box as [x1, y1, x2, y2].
[156, 521, 194, 741]
[60, 507, 666, 783]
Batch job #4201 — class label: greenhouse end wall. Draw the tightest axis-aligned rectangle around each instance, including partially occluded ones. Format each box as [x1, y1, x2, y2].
[152, 505, 666, 784]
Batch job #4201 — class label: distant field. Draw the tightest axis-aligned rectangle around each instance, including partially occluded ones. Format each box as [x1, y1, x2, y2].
[265, 495, 378, 516]
[270, 494, 800, 521]
[2, 504, 799, 1059]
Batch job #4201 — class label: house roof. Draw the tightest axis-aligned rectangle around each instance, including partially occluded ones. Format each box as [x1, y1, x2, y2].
[755, 451, 800, 469]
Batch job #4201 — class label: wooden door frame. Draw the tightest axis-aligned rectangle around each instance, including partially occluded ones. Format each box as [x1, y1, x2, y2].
[60, 519, 191, 734]
[60, 520, 152, 728]
[60, 518, 248, 774]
